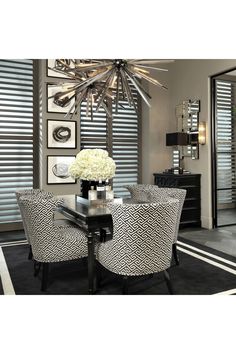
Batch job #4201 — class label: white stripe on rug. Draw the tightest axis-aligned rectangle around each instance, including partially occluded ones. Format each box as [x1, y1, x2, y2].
[177, 240, 236, 268]
[0, 240, 28, 248]
[0, 247, 15, 295]
[213, 288, 236, 295]
[178, 246, 236, 276]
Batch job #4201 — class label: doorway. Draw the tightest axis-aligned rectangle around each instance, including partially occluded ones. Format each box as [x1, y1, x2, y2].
[212, 68, 236, 227]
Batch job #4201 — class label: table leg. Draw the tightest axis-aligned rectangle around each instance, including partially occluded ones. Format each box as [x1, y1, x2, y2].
[87, 232, 95, 294]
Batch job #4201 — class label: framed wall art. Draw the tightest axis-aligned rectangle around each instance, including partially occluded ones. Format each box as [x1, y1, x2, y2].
[47, 119, 77, 149]
[47, 59, 75, 78]
[47, 84, 75, 114]
[47, 155, 76, 184]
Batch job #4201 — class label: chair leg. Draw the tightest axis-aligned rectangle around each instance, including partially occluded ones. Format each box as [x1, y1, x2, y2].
[122, 275, 129, 295]
[164, 270, 174, 295]
[34, 260, 41, 277]
[28, 245, 33, 260]
[96, 261, 102, 289]
[41, 263, 49, 292]
[172, 243, 179, 266]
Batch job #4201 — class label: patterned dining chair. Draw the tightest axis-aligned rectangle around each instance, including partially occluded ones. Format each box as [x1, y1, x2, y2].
[19, 195, 88, 291]
[96, 199, 179, 294]
[15, 189, 54, 260]
[147, 188, 187, 265]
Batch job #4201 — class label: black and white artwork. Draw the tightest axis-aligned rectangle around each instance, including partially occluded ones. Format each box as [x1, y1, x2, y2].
[47, 59, 75, 78]
[47, 84, 75, 113]
[47, 155, 76, 184]
[47, 120, 77, 149]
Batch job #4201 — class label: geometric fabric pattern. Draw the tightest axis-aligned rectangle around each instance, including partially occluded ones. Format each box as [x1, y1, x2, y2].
[18, 195, 88, 263]
[124, 184, 160, 202]
[96, 200, 179, 276]
[15, 189, 54, 243]
[147, 188, 186, 243]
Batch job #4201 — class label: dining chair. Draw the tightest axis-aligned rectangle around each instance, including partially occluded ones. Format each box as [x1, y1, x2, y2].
[96, 200, 179, 294]
[18, 195, 88, 291]
[147, 188, 186, 265]
[15, 189, 54, 260]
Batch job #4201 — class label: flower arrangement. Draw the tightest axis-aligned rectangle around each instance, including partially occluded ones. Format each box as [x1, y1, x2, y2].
[69, 149, 116, 181]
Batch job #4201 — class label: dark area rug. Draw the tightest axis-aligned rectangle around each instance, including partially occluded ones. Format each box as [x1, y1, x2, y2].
[1, 242, 236, 295]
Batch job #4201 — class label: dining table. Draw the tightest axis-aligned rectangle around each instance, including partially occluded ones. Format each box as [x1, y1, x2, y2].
[56, 194, 121, 294]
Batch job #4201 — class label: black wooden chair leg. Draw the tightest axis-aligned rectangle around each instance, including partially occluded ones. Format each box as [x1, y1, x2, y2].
[96, 261, 102, 289]
[41, 263, 49, 292]
[164, 270, 174, 295]
[122, 275, 129, 295]
[172, 243, 179, 266]
[34, 260, 41, 277]
[28, 245, 33, 260]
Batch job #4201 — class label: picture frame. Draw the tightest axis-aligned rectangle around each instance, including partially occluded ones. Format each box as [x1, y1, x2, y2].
[47, 59, 75, 78]
[47, 119, 77, 149]
[47, 83, 75, 114]
[47, 155, 76, 184]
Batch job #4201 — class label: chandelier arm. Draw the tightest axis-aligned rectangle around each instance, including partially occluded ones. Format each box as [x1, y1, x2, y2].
[63, 94, 80, 119]
[96, 69, 116, 112]
[115, 72, 120, 114]
[73, 62, 112, 72]
[101, 101, 112, 118]
[124, 68, 151, 107]
[70, 68, 113, 98]
[126, 68, 152, 99]
[48, 67, 76, 79]
[128, 67, 167, 89]
[134, 64, 168, 72]
[86, 88, 91, 119]
[120, 69, 133, 107]
[130, 59, 174, 65]
[121, 69, 138, 114]
[68, 89, 87, 120]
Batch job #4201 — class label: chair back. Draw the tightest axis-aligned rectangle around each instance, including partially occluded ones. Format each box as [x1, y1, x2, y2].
[147, 188, 186, 243]
[124, 184, 159, 202]
[18, 196, 63, 262]
[98, 200, 179, 276]
[15, 189, 54, 241]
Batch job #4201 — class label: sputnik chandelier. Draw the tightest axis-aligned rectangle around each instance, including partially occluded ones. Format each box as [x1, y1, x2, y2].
[48, 59, 171, 119]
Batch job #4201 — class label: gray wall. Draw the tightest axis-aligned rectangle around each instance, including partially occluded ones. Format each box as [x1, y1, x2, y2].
[38, 60, 80, 195]
[143, 59, 236, 229]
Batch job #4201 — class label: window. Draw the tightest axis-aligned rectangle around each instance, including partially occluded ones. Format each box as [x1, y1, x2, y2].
[80, 89, 141, 197]
[0, 59, 34, 231]
[215, 80, 235, 205]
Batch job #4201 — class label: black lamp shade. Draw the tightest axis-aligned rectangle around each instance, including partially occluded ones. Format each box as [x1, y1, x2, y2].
[166, 132, 189, 146]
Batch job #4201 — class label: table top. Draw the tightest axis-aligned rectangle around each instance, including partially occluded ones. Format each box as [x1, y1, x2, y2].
[56, 195, 145, 231]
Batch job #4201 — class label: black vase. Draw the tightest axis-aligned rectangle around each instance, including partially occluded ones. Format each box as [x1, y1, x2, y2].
[81, 180, 105, 199]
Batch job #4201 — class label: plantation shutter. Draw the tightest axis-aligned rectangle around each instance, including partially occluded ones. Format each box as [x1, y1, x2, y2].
[215, 80, 235, 204]
[80, 102, 108, 150]
[80, 90, 140, 197]
[0, 59, 33, 230]
[112, 90, 140, 197]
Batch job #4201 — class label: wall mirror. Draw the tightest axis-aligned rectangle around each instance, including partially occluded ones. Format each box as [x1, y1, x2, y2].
[176, 100, 200, 159]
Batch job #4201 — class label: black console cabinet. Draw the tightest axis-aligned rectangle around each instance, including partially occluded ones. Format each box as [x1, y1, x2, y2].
[153, 173, 201, 228]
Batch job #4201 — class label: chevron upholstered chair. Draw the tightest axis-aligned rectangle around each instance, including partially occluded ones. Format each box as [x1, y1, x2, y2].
[15, 189, 54, 259]
[19, 195, 88, 291]
[147, 188, 187, 265]
[96, 199, 179, 294]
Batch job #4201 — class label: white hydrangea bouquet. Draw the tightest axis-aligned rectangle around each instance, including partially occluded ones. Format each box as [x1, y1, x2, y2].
[69, 148, 116, 181]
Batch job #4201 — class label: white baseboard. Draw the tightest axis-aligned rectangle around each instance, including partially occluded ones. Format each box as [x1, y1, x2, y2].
[201, 215, 213, 230]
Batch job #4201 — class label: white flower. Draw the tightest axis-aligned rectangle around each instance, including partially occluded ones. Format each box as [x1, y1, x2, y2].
[69, 149, 116, 181]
